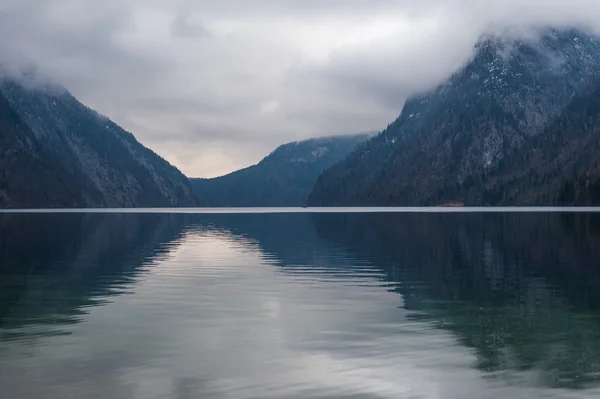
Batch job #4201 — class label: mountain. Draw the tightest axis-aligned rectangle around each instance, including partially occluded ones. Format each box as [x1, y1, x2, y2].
[0, 77, 198, 208]
[190, 134, 370, 207]
[308, 29, 600, 206]
[0, 92, 83, 207]
[484, 78, 600, 205]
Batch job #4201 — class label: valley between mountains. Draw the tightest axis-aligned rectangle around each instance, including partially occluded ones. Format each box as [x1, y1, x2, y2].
[3, 28, 600, 208]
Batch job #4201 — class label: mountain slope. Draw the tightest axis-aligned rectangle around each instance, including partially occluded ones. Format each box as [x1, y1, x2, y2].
[0, 78, 198, 208]
[0, 94, 83, 208]
[191, 134, 369, 207]
[483, 78, 600, 205]
[309, 29, 600, 206]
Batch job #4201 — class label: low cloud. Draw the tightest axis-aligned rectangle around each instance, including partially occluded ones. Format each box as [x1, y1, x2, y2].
[1, 0, 600, 177]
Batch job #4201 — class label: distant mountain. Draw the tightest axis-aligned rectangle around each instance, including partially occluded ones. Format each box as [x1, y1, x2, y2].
[190, 134, 370, 207]
[0, 78, 198, 208]
[309, 29, 600, 206]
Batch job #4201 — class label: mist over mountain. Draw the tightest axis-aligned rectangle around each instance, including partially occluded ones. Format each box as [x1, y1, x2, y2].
[6, 27, 600, 208]
[309, 28, 600, 206]
[0, 77, 198, 208]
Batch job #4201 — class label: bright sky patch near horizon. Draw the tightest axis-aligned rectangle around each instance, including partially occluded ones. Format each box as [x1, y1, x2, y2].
[1, 1, 600, 177]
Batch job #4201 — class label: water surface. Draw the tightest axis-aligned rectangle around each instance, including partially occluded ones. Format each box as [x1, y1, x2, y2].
[1, 211, 600, 398]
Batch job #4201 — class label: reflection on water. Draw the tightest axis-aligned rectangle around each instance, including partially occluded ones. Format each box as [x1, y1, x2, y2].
[1, 211, 600, 398]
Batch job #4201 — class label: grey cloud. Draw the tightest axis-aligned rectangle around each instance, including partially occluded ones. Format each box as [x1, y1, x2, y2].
[300, 29, 479, 110]
[297, 1, 600, 113]
[0, 0, 167, 94]
[170, 12, 210, 38]
[160, 0, 424, 19]
[2, 0, 600, 177]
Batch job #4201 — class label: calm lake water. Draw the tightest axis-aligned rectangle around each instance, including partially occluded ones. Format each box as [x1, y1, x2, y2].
[1, 210, 600, 398]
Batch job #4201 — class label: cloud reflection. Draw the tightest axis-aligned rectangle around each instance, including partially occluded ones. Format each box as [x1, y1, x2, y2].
[2, 212, 600, 398]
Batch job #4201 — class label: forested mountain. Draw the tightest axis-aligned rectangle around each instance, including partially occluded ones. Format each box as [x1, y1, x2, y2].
[483, 78, 600, 205]
[0, 93, 82, 207]
[0, 77, 198, 208]
[309, 29, 600, 206]
[190, 135, 369, 207]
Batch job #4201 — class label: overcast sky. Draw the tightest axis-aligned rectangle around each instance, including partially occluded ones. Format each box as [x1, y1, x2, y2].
[1, 1, 600, 177]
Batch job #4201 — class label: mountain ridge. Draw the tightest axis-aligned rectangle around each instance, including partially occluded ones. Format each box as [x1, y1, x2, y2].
[0, 77, 199, 208]
[308, 28, 600, 206]
[191, 134, 370, 207]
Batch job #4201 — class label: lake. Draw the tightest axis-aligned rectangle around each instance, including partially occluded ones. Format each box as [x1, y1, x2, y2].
[1, 210, 600, 398]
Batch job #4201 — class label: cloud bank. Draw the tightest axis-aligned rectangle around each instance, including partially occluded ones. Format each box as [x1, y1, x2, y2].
[1, 0, 600, 177]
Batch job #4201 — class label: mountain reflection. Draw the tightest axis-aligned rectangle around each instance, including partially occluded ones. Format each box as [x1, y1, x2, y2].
[1, 211, 600, 395]
[171, 212, 600, 390]
[0, 213, 187, 340]
[179, 212, 600, 390]
[312, 212, 600, 389]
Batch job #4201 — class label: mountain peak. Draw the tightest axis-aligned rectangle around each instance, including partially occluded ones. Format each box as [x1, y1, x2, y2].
[309, 27, 600, 206]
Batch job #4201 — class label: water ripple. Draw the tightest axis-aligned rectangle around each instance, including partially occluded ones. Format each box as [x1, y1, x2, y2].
[1, 212, 600, 398]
